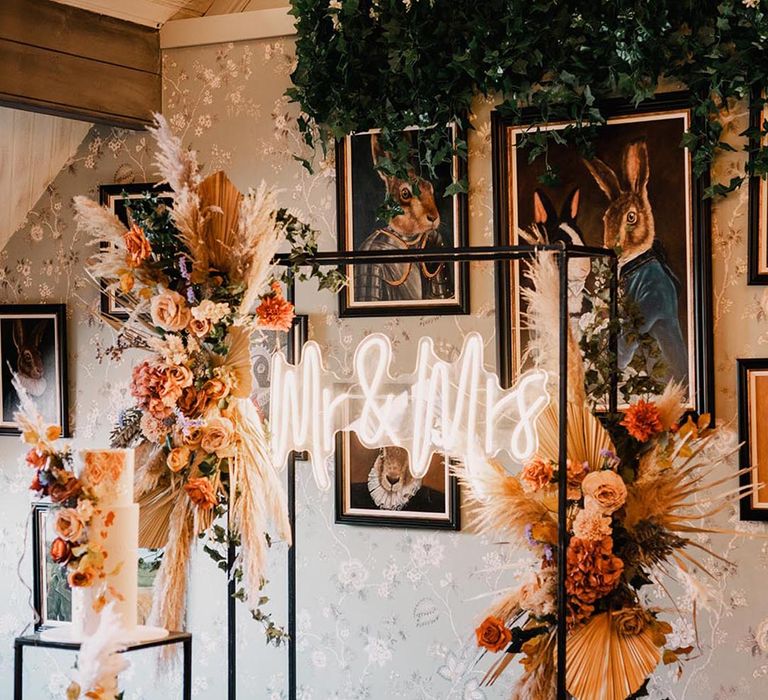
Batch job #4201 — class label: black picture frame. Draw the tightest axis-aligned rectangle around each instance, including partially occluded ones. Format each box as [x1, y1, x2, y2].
[492, 91, 714, 419]
[98, 182, 174, 319]
[748, 89, 768, 285]
[32, 501, 71, 630]
[0, 303, 69, 436]
[738, 358, 768, 521]
[335, 428, 460, 531]
[336, 123, 469, 318]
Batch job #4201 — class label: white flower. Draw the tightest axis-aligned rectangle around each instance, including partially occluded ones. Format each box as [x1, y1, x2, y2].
[744, 0, 759, 8]
[192, 299, 231, 324]
[148, 334, 188, 365]
[337, 558, 369, 592]
[364, 635, 392, 667]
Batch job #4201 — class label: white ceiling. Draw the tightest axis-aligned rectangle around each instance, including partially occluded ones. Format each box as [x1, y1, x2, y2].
[50, 0, 289, 27]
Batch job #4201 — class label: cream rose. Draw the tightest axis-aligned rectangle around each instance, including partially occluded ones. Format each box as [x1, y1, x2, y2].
[166, 446, 191, 473]
[150, 290, 191, 332]
[581, 470, 627, 514]
[201, 416, 236, 457]
[188, 317, 211, 337]
[55, 508, 85, 542]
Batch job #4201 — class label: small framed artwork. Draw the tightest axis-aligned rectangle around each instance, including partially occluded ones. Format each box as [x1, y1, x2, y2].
[336, 124, 469, 317]
[251, 314, 308, 419]
[748, 89, 768, 285]
[99, 183, 174, 319]
[492, 91, 713, 415]
[32, 501, 163, 629]
[0, 304, 69, 436]
[335, 430, 460, 530]
[738, 359, 768, 521]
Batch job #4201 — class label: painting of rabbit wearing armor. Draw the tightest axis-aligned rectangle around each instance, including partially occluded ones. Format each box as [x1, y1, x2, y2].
[0, 305, 68, 434]
[337, 126, 468, 317]
[495, 94, 712, 411]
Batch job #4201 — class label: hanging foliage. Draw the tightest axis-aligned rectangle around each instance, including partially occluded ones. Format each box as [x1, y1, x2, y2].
[288, 0, 768, 197]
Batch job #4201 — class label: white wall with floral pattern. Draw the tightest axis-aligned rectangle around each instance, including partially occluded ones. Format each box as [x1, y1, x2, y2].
[1, 36, 768, 700]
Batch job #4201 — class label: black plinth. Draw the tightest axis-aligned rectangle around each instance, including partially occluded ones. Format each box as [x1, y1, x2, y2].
[13, 630, 192, 700]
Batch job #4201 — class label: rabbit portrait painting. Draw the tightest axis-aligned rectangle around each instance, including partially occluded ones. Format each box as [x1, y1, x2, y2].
[0, 305, 67, 434]
[337, 126, 468, 317]
[497, 94, 712, 411]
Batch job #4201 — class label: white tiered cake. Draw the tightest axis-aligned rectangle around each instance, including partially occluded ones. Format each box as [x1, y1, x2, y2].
[42, 448, 167, 643]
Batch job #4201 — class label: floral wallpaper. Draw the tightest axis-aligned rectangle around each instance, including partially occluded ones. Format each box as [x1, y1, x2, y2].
[1, 35, 768, 700]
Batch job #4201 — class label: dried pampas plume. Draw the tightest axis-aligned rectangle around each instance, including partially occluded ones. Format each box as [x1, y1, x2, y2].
[148, 113, 200, 193]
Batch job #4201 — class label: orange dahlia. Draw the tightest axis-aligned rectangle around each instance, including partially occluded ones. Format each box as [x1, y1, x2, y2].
[255, 281, 295, 332]
[621, 399, 663, 442]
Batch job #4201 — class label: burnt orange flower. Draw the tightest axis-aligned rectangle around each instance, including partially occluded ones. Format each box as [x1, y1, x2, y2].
[50, 537, 72, 564]
[68, 567, 96, 588]
[621, 399, 663, 442]
[123, 223, 152, 268]
[475, 616, 512, 652]
[177, 386, 210, 419]
[184, 477, 218, 510]
[520, 457, 554, 491]
[25, 448, 48, 470]
[255, 282, 295, 332]
[566, 536, 624, 606]
[49, 474, 83, 504]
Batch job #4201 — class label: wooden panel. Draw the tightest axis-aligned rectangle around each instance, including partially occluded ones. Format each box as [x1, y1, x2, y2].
[0, 39, 160, 128]
[0, 0, 160, 74]
[0, 0, 160, 128]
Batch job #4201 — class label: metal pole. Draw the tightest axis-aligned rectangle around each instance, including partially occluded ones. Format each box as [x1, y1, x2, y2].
[557, 249, 569, 700]
[286, 277, 297, 700]
[183, 636, 192, 700]
[13, 640, 22, 700]
[227, 515, 236, 700]
[608, 255, 620, 415]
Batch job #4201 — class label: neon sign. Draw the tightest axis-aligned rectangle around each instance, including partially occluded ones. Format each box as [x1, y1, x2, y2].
[269, 332, 550, 490]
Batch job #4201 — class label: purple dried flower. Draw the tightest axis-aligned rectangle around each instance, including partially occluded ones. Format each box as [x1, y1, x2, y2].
[524, 523, 536, 547]
[543, 546, 554, 563]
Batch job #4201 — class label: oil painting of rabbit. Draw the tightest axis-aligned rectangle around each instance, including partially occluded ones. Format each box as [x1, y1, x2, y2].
[337, 126, 468, 317]
[495, 93, 712, 412]
[0, 304, 68, 435]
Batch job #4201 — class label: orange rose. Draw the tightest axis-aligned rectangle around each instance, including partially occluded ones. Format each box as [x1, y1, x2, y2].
[167, 364, 194, 389]
[188, 317, 211, 337]
[200, 416, 235, 457]
[123, 223, 151, 268]
[150, 290, 191, 332]
[181, 426, 203, 447]
[521, 458, 554, 492]
[203, 376, 231, 402]
[68, 567, 96, 588]
[50, 537, 72, 564]
[567, 459, 589, 500]
[178, 387, 210, 419]
[621, 400, 663, 442]
[55, 508, 85, 542]
[475, 616, 512, 652]
[184, 477, 218, 510]
[167, 446, 191, 473]
[26, 448, 48, 469]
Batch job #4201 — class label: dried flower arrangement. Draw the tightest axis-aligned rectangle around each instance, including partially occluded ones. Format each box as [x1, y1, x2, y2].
[73, 116, 333, 643]
[464, 253, 756, 700]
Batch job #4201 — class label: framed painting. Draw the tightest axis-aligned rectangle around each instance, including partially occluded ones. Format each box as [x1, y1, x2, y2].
[748, 89, 768, 285]
[32, 501, 163, 629]
[335, 424, 460, 530]
[99, 183, 174, 319]
[492, 91, 713, 416]
[336, 124, 469, 317]
[738, 359, 768, 521]
[0, 304, 69, 436]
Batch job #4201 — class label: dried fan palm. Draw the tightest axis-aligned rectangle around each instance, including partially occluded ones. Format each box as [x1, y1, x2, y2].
[566, 612, 660, 700]
[197, 170, 243, 275]
[214, 326, 254, 398]
[535, 401, 614, 468]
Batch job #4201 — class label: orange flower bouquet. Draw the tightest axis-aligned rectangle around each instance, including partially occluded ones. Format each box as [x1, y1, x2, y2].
[463, 254, 755, 700]
[73, 116, 338, 643]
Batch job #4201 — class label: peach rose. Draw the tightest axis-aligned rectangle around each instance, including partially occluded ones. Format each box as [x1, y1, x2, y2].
[521, 457, 554, 491]
[123, 223, 151, 268]
[188, 317, 211, 337]
[184, 477, 218, 510]
[167, 364, 194, 389]
[182, 425, 203, 447]
[614, 607, 651, 637]
[55, 508, 85, 542]
[203, 376, 231, 402]
[581, 470, 627, 514]
[200, 416, 235, 457]
[167, 446, 191, 473]
[150, 290, 191, 332]
[475, 616, 512, 653]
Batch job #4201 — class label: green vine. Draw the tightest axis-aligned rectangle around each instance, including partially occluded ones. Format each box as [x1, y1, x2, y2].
[288, 0, 768, 197]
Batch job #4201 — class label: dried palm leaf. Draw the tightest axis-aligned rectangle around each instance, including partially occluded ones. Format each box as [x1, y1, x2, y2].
[214, 326, 254, 398]
[566, 612, 660, 700]
[535, 401, 613, 468]
[198, 170, 243, 275]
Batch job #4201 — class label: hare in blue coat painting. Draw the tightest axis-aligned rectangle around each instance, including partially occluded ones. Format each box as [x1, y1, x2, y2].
[584, 139, 688, 387]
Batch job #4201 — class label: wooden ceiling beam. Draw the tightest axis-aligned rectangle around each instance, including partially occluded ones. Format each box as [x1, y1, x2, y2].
[0, 0, 161, 129]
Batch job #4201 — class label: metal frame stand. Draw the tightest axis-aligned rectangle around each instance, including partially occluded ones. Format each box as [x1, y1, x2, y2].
[13, 631, 192, 700]
[276, 243, 619, 700]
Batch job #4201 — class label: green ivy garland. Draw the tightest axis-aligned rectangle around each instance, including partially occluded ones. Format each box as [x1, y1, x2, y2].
[288, 0, 768, 197]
